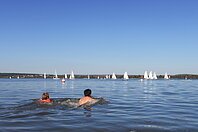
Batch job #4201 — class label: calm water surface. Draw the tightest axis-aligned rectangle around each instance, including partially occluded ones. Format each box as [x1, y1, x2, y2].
[0, 79, 198, 132]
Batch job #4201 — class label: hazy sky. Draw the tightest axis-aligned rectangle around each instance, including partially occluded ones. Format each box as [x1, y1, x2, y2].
[0, 0, 198, 75]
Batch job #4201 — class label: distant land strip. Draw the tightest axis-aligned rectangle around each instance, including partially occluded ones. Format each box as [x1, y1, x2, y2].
[0, 73, 198, 79]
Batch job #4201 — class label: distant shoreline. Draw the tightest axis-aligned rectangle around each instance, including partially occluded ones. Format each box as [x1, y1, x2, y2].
[0, 73, 198, 79]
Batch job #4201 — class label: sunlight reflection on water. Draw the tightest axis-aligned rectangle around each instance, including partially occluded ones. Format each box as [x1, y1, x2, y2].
[0, 79, 198, 131]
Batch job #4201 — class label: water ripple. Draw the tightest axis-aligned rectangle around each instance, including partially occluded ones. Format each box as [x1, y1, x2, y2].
[0, 79, 198, 131]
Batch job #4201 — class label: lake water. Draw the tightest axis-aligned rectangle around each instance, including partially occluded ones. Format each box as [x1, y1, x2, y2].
[0, 78, 197, 132]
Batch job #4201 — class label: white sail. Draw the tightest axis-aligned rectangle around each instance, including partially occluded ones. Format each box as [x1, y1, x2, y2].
[97, 76, 100, 79]
[164, 72, 169, 79]
[149, 71, 153, 79]
[69, 71, 75, 79]
[53, 70, 59, 79]
[9, 76, 12, 79]
[65, 74, 67, 79]
[88, 75, 90, 79]
[17, 76, 20, 79]
[105, 75, 109, 79]
[153, 72, 157, 79]
[44, 73, 46, 79]
[55, 71, 58, 78]
[144, 71, 149, 79]
[112, 73, 117, 79]
[123, 72, 129, 80]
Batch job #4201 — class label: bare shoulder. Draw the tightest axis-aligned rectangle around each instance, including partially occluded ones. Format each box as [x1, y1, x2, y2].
[79, 96, 94, 105]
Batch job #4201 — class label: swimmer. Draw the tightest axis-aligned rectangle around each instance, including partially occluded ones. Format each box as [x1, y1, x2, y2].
[39, 92, 52, 103]
[79, 89, 97, 106]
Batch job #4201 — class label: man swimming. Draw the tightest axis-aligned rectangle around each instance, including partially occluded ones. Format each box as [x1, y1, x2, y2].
[79, 89, 96, 106]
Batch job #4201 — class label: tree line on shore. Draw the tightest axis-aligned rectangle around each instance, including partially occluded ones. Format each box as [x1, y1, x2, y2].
[0, 73, 198, 79]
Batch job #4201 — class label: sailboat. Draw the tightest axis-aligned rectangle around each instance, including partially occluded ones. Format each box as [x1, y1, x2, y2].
[44, 73, 46, 79]
[112, 73, 117, 79]
[153, 72, 157, 79]
[61, 78, 66, 83]
[53, 70, 59, 80]
[123, 72, 129, 80]
[144, 71, 149, 79]
[69, 71, 75, 79]
[61, 73, 67, 83]
[17, 76, 20, 79]
[88, 75, 90, 79]
[164, 72, 169, 79]
[65, 74, 67, 79]
[105, 75, 109, 79]
[148, 71, 153, 79]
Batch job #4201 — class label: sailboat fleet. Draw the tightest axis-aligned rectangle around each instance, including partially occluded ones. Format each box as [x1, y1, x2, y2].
[41, 69, 170, 80]
[42, 70, 75, 80]
[143, 71, 170, 80]
[144, 71, 158, 80]
[144, 71, 156, 80]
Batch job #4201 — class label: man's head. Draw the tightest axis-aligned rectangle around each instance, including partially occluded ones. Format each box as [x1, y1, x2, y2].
[84, 89, 92, 96]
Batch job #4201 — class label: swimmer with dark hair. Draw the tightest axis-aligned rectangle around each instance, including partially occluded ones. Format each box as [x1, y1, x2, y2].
[39, 92, 52, 103]
[79, 89, 97, 106]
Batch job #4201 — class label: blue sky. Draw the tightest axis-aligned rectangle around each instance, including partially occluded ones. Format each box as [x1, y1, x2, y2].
[0, 0, 198, 75]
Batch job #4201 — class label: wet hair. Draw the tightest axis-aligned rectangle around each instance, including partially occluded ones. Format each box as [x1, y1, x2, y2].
[84, 89, 92, 97]
[42, 92, 50, 100]
[45, 92, 49, 98]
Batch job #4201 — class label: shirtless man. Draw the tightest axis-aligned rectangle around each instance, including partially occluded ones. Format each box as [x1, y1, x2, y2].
[79, 89, 96, 106]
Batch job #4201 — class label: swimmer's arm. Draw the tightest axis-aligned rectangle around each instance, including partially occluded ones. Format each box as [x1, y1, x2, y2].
[78, 103, 92, 111]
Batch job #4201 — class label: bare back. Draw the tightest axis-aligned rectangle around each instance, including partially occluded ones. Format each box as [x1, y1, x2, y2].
[79, 96, 95, 106]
